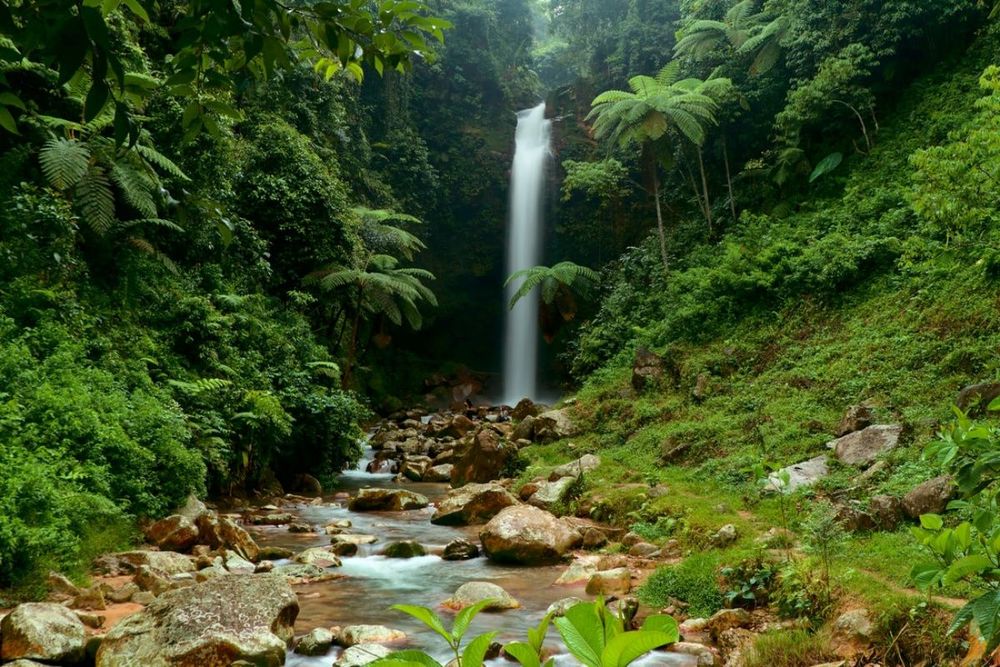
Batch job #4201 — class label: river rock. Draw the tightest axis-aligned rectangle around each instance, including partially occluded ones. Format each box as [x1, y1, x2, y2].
[331, 534, 378, 547]
[224, 551, 257, 574]
[442, 539, 480, 561]
[117, 550, 195, 575]
[401, 456, 432, 481]
[585, 568, 631, 596]
[669, 641, 716, 666]
[444, 582, 520, 611]
[549, 454, 601, 480]
[546, 597, 585, 617]
[830, 424, 903, 467]
[295, 628, 334, 656]
[479, 505, 582, 565]
[334, 643, 391, 667]
[581, 527, 609, 549]
[528, 476, 576, 510]
[145, 514, 200, 552]
[832, 608, 873, 641]
[97, 574, 298, 666]
[902, 475, 954, 518]
[423, 464, 454, 482]
[383, 541, 426, 558]
[0, 603, 87, 663]
[294, 547, 343, 568]
[258, 546, 294, 560]
[555, 556, 599, 585]
[176, 494, 208, 520]
[249, 512, 295, 526]
[706, 608, 752, 639]
[272, 563, 340, 584]
[451, 428, 516, 486]
[431, 482, 519, 526]
[349, 488, 429, 511]
[196, 514, 261, 562]
[338, 625, 407, 646]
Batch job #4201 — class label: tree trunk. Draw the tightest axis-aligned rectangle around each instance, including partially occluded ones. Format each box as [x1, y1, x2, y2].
[697, 148, 713, 236]
[652, 172, 669, 272]
[341, 284, 364, 390]
[722, 137, 737, 224]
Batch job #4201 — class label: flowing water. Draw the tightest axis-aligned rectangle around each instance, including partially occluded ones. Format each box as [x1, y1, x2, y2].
[266, 451, 696, 666]
[502, 103, 551, 406]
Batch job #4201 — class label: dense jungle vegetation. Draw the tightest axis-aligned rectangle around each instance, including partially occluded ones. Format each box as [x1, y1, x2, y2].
[4, 0, 1000, 661]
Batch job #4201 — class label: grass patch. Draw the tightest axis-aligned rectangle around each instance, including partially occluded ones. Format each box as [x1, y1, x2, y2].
[638, 553, 724, 617]
[741, 629, 838, 667]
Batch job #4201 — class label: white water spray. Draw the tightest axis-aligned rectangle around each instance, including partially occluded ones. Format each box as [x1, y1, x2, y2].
[502, 103, 551, 405]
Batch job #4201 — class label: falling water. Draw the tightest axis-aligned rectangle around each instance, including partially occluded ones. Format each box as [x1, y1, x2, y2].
[502, 103, 551, 405]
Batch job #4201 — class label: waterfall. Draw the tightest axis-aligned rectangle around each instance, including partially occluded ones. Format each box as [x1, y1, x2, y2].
[502, 103, 551, 405]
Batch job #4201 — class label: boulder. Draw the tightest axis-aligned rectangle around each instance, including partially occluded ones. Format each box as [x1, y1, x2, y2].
[830, 424, 903, 467]
[330, 534, 378, 547]
[249, 512, 295, 526]
[432, 482, 519, 526]
[224, 551, 257, 574]
[272, 563, 340, 585]
[555, 557, 599, 585]
[338, 625, 406, 646]
[451, 428, 516, 486]
[479, 505, 582, 565]
[956, 381, 1000, 417]
[176, 494, 208, 520]
[585, 568, 631, 596]
[444, 582, 520, 611]
[832, 608, 873, 642]
[196, 514, 260, 562]
[511, 415, 536, 442]
[632, 347, 665, 392]
[581, 527, 609, 550]
[868, 495, 903, 529]
[288, 522, 313, 533]
[546, 597, 585, 617]
[334, 643, 391, 667]
[549, 454, 601, 481]
[46, 571, 80, 600]
[442, 539, 480, 561]
[293, 547, 343, 568]
[145, 515, 200, 552]
[295, 628, 334, 656]
[705, 608, 752, 640]
[669, 642, 716, 666]
[902, 476, 954, 519]
[383, 541, 426, 558]
[533, 409, 576, 443]
[401, 456, 432, 482]
[512, 399, 541, 420]
[836, 404, 875, 437]
[330, 542, 360, 557]
[116, 550, 195, 576]
[257, 546, 294, 561]
[711, 524, 738, 547]
[349, 488, 429, 512]
[438, 414, 476, 439]
[291, 473, 323, 496]
[72, 585, 107, 610]
[0, 603, 87, 663]
[97, 574, 298, 667]
[423, 464, 454, 483]
[528, 476, 576, 510]
[628, 542, 659, 557]
[765, 455, 828, 493]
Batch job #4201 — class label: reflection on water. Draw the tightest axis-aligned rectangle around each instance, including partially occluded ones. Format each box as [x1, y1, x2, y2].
[271, 449, 695, 666]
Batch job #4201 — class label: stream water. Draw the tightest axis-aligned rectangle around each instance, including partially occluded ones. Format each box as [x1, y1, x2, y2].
[257, 450, 696, 666]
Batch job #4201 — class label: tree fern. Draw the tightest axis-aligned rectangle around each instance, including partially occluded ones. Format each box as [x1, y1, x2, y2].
[135, 142, 190, 181]
[76, 164, 116, 234]
[111, 161, 158, 217]
[505, 261, 600, 309]
[40, 138, 90, 190]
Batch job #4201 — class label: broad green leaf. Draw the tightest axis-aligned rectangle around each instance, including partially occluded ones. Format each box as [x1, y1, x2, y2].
[371, 650, 444, 667]
[503, 642, 540, 667]
[639, 614, 679, 642]
[920, 514, 944, 530]
[461, 632, 498, 667]
[601, 630, 674, 667]
[390, 605, 453, 645]
[808, 152, 843, 183]
[943, 554, 993, 585]
[0, 105, 17, 134]
[910, 562, 944, 590]
[555, 604, 605, 667]
[452, 599, 494, 641]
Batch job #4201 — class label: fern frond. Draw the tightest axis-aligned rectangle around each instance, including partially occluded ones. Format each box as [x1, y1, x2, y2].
[127, 236, 179, 274]
[135, 143, 190, 181]
[40, 138, 90, 190]
[116, 218, 184, 233]
[111, 161, 158, 217]
[76, 165, 116, 234]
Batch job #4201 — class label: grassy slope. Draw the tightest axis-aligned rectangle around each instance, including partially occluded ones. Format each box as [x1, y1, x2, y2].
[517, 28, 1000, 662]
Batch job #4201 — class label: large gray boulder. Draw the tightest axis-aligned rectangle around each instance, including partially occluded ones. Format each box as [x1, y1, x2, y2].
[533, 409, 577, 443]
[116, 550, 195, 575]
[349, 488, 429, 512]
[96, 574, 298, 667]
[444, 582, 519, 611]
[431, 482, 519, 526]
[145, 515, 200, 552]
[0, 603, 87, 663]
[528, 477, 576, 511]
[765, 455, 828, 493]
[830, 424, 903, 467]
[549, 454, 601, 481]
[479, 505, 582, 565]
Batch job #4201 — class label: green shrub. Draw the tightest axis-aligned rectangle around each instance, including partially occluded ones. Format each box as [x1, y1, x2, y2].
[638, 554, 723, 617]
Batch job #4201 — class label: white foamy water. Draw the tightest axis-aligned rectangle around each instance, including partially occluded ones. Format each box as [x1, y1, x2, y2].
[502, 103, 551, 405]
